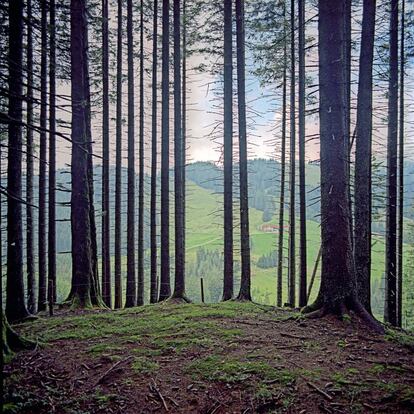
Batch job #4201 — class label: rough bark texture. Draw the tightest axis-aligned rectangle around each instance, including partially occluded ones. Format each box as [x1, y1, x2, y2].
[182, 0, 187, 298]
[303, 0, 382, 334]
[298, 0, 307, 308]
[354, 0, 376, 314]
[236, 0, 251, 302]
[26, 0, 36, 314]
[126, 0, 136, 308]
[150, 0, 159, 304]
[38, 0, 48, 312]
[114, 0, 123, 309]
[101, 0, 111, 308]
[384, 0, 398, 326]
[159, 0, 171, 301]
[6, 0, 30, 323]
[222, 0, 233, 301]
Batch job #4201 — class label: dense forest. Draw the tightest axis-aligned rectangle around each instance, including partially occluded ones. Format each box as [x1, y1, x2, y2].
[1, 0, 414, 412]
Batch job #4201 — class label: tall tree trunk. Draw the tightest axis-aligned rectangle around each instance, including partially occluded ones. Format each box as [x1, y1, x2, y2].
[277, 3, 287, 308]
[288, 0, 296, 307]
[172, 0, 186, 300]
[150, 0, 159, 304]
[298, 0, 307, 308]
[48, 0, 57, 305]
[26, 0, 36, 314]
[126, 0, 136, 307]
[114, 0, 123, 309]
[384, 0, 398, 326]
[222, 0, 233, 301]
[236, 0, 251, 301]
[68, 0, 93, 308]
[101, 0, 111, 308]
[182, 0, 187, 290]
[303, 0, 382, 333]
[6, 0, 30, 322]
[137, 0, 145, 306]
[159, 0, 171, 301]
[397, 0, 405, 328]
[38, 0, 48, 312]
[354, 0, 376, 314]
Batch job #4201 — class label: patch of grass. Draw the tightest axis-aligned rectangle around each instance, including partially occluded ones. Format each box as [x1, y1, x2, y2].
[87, 343, 123, 354]
[131, 357, 159, 375]
[385, 329, 414, 351]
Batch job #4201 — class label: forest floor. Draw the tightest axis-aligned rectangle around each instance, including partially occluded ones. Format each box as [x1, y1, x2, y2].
[3, 301, 414, 414]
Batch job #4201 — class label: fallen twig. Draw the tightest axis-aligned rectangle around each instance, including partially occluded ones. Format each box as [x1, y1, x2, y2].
[94, 356, 133, 387]
[150, 378, 169, 411]
[307, 382, 333, 401]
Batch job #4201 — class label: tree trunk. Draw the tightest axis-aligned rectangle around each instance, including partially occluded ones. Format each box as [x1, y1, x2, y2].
[303, 0, 382, 333]
[159, 0, 171, 301]
[101, 0, 111, 308]
[48, 0, 57, 305]
[277, 3, 287, 308]
[354, 0, 376, 314]
[222, 0, 233, 301]
[114, 0, 123, 309]
[6, 0, 30, 322]
[38, 0, 48, 312]
[397, 0, 405, 328]
[235, 0, 251, 301]
[137, 0, 145, 306]
[384, 0, 398, 326]
[126, 0, 136, 308]
[150, 0, 159, 304]
[288, 0, 296, 307]
[298, 0, 307, 308]
[182, 0, 187, 293]
[26, 0, 36, 314]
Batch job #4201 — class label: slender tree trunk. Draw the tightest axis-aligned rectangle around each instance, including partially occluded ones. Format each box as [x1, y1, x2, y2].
[235, 0, 251, 301]
[137, 0, 145, 306]
[38, 0, 48, 312]
[298, 0, 307, 308]
[114, 0, 123, 309]
[150, 0, 159, 304]
[159, 0, 171, 301]
[384, 0, 398, 326]
[288, 0, 296, 307]
[354, 0, 376, 314]
[26, 0, 36, 314]
[126, 0, 136, 307]
[172, 0, 186, 300]
[277, 3, 287, 308]
[101, 0, 111, 308]
[68, 0, 93, 308]
[48, 0, 57, 305]
[182, 0, 187, 289]
[6, 0, 30, 322]
[222, 0, 233, 301]
[397, 0, 405, 328]
[303, 0, 382, 333]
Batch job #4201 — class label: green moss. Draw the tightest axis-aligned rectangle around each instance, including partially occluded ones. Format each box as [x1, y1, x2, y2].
[131, 357, 159, 375]
[385, 329, 414, 351]
[87, 343, 122, 354]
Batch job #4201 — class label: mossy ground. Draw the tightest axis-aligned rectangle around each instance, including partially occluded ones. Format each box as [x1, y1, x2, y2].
[3, 302, 414, 413]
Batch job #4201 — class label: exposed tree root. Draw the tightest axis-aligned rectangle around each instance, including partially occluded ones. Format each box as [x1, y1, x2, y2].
[168, 296, 192, 304]
[236, 293, 252, 302]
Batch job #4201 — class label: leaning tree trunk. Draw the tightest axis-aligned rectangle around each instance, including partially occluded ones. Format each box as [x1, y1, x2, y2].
[354, 0, 376, 314]
[288, 0, 296, 308]
[38, 0, 48, 312]
[26, 0, 36, 314]
[126, 0, 136, 308]
[101, 0, 111, 308]
[137, 0, 145, 306]
[303, 0, 382, 333]
[6, 0, 30, 323]
[114, 0, 123, 309]
[159, 0, 171, 301]
[236, 0, 251, 301]
[298, 0, 307, 308]
[384, 0, 398, 327]
[222, 0, 233, 301]
[150, 0, 158, 304]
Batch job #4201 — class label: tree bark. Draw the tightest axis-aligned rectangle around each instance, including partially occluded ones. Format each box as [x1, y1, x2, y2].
[354, 0, 376, 314]
[236, 0, 251, 301]
[6, 0, 30, 322]
[159, 0, 171, 301]
[222, 0, 233, 301]
[384, 0, 398, 326]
